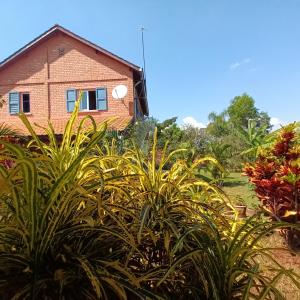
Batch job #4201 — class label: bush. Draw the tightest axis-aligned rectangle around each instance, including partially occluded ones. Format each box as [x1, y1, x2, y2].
[244, 123, 300, 251]
[0, 103, 299, 299]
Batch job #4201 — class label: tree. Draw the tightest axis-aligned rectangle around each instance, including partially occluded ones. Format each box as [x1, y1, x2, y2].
[258, 111, 272, 130]
[206, 93, 272, 170]
[156, 117, 183, 149]
[181, 125, 210, 156]
[207, 93, 271, 139]
[226, 93, 271, 130]
[227, 93, 258, 128]
[206, 111, 230, 137]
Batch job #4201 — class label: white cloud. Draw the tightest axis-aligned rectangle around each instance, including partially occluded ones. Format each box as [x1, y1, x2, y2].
[230, 58, 251, 70]
[270, 117, 286, 130]
[182, 116, 206, 129]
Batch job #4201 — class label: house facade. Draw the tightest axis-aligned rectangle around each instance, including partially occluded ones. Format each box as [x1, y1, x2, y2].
[0, 25, 148, 134]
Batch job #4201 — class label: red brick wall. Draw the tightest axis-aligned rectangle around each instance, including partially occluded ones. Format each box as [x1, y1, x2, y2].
[0, 32, 134, 131]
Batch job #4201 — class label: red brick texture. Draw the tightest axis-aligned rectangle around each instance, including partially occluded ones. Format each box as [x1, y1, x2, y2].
[0, 31, 138, 134]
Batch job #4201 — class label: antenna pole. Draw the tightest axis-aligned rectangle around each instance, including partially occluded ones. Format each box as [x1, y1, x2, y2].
[138, 26, 148, 115]
[140, 26, 147, 79]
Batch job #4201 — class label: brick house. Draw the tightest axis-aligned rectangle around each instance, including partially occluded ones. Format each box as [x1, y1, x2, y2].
[0, 24, 148, 135]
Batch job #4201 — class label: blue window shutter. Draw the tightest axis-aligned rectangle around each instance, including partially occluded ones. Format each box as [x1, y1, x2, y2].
[96, 88, 107, 110]
[80, 91, 88, 111]
[66, 89, 76, 112]
[9, 92, 20, 114]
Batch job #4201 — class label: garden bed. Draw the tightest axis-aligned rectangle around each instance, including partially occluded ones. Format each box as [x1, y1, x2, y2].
[223, 173, 300, 299]
[262, 233, 300, 299]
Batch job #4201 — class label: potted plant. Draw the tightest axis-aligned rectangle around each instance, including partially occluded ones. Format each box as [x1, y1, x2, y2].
[233, 196, 247, 218]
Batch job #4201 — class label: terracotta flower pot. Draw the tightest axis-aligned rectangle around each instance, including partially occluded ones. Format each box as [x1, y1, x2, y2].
[234, 205, 247, 218]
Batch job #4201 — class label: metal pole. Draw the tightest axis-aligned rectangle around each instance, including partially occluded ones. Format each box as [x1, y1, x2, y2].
[140, 26, 146, 79]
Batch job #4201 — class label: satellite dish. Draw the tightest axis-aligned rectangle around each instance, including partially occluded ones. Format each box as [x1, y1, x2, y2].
[112, 85, 128, 100]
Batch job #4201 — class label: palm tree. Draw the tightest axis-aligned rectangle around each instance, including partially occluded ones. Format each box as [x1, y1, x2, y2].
[206, 141, 231, 184]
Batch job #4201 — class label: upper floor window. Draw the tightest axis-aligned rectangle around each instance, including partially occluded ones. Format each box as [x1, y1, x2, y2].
[9, 92, 30, 114]
[66, 88, 107, 113]
[22, 93, 30, 113]
[80, 90, 97, 111]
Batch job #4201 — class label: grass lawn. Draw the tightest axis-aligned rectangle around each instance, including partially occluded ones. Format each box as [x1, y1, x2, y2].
[223, 172, 259, 208]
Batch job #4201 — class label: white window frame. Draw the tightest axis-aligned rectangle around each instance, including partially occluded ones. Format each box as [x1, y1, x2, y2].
[80, 90, 97, 111]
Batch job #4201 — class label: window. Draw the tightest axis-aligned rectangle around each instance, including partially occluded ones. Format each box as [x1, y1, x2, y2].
[80, 90, 97, 111]
[22, 93, 30, 113]
[66, 88, 107, 112]
[8, 92, 30, 114]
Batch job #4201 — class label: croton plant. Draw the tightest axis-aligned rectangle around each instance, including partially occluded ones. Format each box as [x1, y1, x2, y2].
[244, 123, 300, 250]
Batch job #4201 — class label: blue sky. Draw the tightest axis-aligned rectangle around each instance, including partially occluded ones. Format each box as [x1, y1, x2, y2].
[1, 0, 300, 128]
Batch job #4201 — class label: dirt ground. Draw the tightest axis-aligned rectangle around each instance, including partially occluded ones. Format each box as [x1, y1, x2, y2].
[261, 233, 300, 299]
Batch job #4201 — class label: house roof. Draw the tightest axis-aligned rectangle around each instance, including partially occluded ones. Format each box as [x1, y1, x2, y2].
[14, 115, 133, 136]
[0, 24, 149, 116]
[0, 24, 141, 72]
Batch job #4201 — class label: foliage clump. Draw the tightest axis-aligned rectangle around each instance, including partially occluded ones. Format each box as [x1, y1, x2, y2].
[0, 103, 299, 299]
[244, 123, 300, 251]
[206, 93, 271, 170]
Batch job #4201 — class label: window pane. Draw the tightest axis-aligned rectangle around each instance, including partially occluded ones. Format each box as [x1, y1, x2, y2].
[9, 92, 20, 114]
[22, 93, 30, 113]
[88, 91, 96, 110]
[98, 100, 107, 110]
[66, 89, 76, 112]
[81, 91, 88, 110]
[67, 101, 75, 112]
[96, 88, 106, 100]
[67, 90, 76, 101]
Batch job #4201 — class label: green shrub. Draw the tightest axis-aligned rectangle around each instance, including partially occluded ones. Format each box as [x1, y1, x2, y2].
[0, 102, 299, 299]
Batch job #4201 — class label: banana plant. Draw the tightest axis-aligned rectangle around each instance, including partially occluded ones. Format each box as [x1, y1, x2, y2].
[235, 119, 269, 157]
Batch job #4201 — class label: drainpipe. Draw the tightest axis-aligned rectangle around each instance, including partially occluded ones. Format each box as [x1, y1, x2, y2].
[46, 47, 51, 119]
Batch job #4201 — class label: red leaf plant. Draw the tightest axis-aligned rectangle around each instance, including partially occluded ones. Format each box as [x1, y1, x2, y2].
[244, 123, 300, 251]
